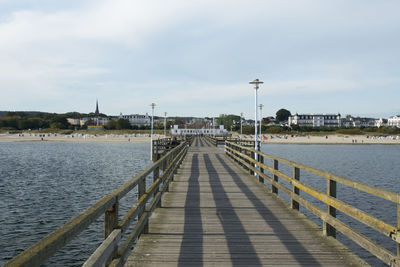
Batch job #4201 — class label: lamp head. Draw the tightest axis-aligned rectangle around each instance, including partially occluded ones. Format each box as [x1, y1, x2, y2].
[249, 79, 264, 85]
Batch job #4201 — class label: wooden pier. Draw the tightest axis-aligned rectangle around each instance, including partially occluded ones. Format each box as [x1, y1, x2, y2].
[125, 137, 365, 266]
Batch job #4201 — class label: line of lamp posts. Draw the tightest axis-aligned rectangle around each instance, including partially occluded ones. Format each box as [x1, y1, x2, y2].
[149, 79, 264, 165]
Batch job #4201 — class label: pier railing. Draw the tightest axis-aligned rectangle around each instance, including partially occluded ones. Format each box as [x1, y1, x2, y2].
[5, 141, 190, 267]
[225, 141, 400, 266]
[152, 136, 193, 158]
[204, 135, 256, 147]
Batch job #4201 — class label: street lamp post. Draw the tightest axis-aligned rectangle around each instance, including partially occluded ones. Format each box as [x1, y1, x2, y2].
[164, 112, 167, 137]
[259, 104, 263, 146]
[249, 79, 263, 176]
[213, 117, 215, 137]
[240, 112, 243, 137]
[150, 103, 156, 161]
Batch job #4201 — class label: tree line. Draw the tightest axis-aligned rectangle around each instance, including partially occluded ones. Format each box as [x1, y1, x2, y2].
[0, 111, 175, 131]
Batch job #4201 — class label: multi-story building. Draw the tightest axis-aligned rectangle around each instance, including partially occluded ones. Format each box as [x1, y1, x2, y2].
[375, 118, 388, 128]
[351, 117, 376, 127]
[288, 114, 341, 127]
[170, 124, 228, 136]
[388, 115, 400, 127]
[119, 113, 150, 126]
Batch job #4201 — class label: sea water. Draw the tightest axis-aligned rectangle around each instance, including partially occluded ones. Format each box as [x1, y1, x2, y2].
[1, 142, 399, 266]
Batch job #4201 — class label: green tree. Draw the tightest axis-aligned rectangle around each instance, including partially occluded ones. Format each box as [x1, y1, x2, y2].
[116, 119, 131, 130]
[217, 114, 240, 127]
[106, 120, 117, 130]
[50, 115, 69, 129]
[276, 109, 291, 122]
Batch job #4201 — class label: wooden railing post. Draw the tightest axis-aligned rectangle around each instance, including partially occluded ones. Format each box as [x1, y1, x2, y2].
[323, 179, 337, 237]
[258, 155, 264, 184]
[250, 150, 255, 175]
[272, 160, 278, 194]
[104, 199, 119, 238]
[239, 146, 245, 169]
[398, 203, 400, 257]
[138, 177, 148, 235]
[153, 153, 160, 207]
[291, 167, 300, 210]
[104, 198, 119, 262]
[173, 150, 179, 174]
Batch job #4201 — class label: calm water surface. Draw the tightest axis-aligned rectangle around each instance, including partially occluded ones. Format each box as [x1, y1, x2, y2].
[0, 142, 151, 266]
[1, 142, 399, 266]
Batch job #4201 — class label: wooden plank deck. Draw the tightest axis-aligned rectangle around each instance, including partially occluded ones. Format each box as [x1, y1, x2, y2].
[125, 137, 366, 266]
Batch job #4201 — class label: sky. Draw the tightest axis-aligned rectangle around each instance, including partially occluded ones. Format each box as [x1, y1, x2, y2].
[0, 0, 399, 119]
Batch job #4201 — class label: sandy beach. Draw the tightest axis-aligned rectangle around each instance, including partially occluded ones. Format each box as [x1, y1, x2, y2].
[0, 133, 153, 143]
[235, 133, 400, 145]
[1, 133, 400, 144]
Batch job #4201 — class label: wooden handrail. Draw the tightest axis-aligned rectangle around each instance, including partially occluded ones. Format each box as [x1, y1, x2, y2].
[225, 141, 400, 266]
[4, 141, 189, 267]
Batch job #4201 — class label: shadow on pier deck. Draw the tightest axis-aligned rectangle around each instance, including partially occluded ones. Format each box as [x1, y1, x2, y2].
[125, 137, 365, 266]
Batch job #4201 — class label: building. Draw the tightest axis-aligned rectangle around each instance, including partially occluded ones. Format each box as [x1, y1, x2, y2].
[243, 119, 255, 126]
[375, 118, 388, 128]
[119, 113, 150, 126]
[67, 118, 81, 126]
[388, 115, 400, 128]
[288, 114, 341, 127]
[170, 124, 228, 136]
[67, 100, 109, 127]
[351, 117, 376, 127]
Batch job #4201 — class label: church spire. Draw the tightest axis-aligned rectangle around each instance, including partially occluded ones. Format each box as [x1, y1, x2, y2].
[95, 99, 99, 116]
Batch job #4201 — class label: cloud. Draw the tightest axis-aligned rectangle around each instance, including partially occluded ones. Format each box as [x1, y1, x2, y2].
[0, 0, 399, 116]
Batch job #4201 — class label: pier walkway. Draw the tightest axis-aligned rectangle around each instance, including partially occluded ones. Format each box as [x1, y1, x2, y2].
[125, 137, 362, 266]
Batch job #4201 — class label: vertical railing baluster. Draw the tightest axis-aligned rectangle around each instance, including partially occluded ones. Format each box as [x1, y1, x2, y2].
[138, 177, 148, 235]
[153, 153, 160, 208]
[323, 179, 337, 237]
[258, 155, 264, 184]
[272, 160, 278, 194]
[104, 199, 119, 238]
[104, 197, 119, 263]
[291, 167, 300, 210]
[397, 203, 400, 257]
[250, 150, 255, 175]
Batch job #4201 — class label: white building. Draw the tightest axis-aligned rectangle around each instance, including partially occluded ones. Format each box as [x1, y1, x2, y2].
[170, 125, 228, 136]
[388, 115, 400, 128]
[67, 117, 109, 126]
[119, 113, 150, 126]
[375, 118, 388, 128]
[288, 114, 341, 127]
[67, 118, 80, 126]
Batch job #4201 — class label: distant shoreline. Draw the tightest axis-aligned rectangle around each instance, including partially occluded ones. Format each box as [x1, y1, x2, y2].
[235, 133, 400, 145]
[1, 133, 400, 145]
[0, 133, 152, 143]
